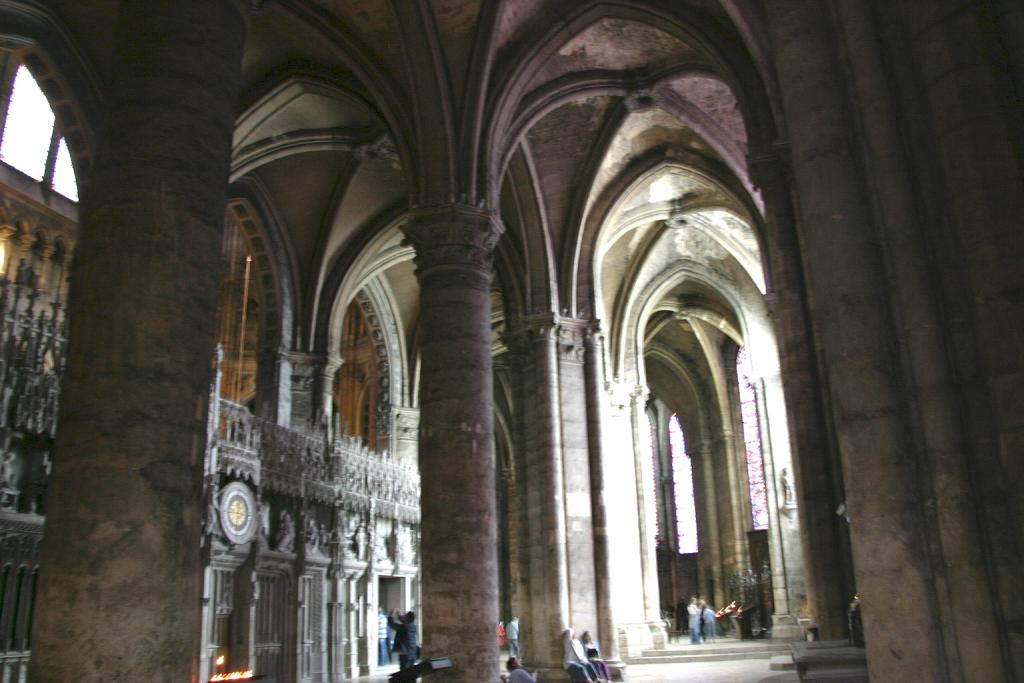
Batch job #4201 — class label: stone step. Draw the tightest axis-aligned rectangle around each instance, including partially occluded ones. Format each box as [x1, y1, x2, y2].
[637, 643, 792, 659]
[627, 650, 781, 665]
[758, 674, 801, 683]
[770, 654, 796, 670]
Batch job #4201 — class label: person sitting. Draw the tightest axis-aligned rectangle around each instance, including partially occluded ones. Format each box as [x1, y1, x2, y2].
[579, 630, 613, 681]
[506, 656, 537, 682]
[563, 628, 603, 682]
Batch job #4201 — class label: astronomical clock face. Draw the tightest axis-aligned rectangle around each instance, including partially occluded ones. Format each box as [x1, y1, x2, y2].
[219, 482, 257, 545]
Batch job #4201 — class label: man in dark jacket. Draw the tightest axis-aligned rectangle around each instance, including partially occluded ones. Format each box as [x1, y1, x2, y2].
[389, 609, 418, 670]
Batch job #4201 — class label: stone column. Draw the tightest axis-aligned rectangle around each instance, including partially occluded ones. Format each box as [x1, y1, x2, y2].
[256, 345, 293, 425]
[763, 2, 947, 678]
[628, 385, 661, 627]
[510, 317, 570, 672]
[754, 374, 804, 640]
[690, 440, 725, 607]
[583, 328, 622, 667]
[748, 147, 853, 639]
[690, 320, 747, 573]
[556, 320, 598, 631]
[288, 351, 342, 434]
[391, 406, 420, 466]
[402, 204, 501, 683]
[29, 1, 245, 680]
[834, 2, 1015, 677]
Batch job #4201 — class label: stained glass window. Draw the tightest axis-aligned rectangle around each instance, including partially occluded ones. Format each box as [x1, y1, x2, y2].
[737, 347, 769, 530]
[670, 414, 699, 553]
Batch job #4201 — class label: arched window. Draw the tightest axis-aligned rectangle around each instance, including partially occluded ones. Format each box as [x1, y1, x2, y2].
[0, 65, 78, 201]
[669, 414, 699, 553]
[737, 347, 769, 530]
[214, 219, 260, 405]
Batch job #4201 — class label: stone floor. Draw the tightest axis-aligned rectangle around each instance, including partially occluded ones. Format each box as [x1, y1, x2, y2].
[357, 657, 798, 682]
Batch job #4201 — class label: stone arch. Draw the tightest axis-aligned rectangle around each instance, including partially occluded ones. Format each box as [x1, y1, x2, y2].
[259, 4, 417, 193]
[220, 182, 301, 420]
[575, 150, 761, 321]
[228, 179, 300, 356]
[317, 211, 413, 449]
[483, 0, 781, 206]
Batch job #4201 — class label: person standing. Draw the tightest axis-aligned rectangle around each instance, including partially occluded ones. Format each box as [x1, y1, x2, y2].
[687, 597, 701, 645]
[377, 608, 390, 666]
[507, 616, 521, 657]
[389, 608, 418, 670]
[700, 601, 717, 643]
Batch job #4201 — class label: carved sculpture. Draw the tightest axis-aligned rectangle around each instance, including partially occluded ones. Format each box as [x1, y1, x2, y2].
[276, 508, 295, 552]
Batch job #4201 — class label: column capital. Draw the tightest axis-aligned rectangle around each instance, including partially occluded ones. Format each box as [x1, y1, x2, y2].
[285, 350, 342, 372]
[402, 204, 504, 277]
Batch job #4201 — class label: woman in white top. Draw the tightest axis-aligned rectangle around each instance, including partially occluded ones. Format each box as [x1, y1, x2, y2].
[561, 626, 606, 679]
[562, 628, 601, 682]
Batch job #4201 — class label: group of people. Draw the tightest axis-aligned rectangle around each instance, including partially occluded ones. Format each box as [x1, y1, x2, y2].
[686, 596, 718, 644]
[497, 616, 521, 657]
[378, 609, 617, 681]
[563, 628, 613, 682]
[377, 607, 418, 670]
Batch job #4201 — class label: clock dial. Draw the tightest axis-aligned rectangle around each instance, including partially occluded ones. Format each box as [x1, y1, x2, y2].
[218, 482, 257, 544]
[228, 497, 248, 530]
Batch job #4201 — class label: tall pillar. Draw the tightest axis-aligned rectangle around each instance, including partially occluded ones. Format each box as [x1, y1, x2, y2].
[628, 386, 661, 627]
[514, 316, 570, 671]
[288, 351, 342, 434]
[583, 328, 622, 667]
[748, 148, 853, 639]
[763, 2, 948, 678]
[29, 1, 246, 680]
[556, 321, 597, 632]
[754, 373, 804, 639]
[402, 205, 501, 683]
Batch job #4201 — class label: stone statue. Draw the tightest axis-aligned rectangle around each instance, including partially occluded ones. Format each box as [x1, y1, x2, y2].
[305, 516, 320, 552]
[0, 444, 18, 511]
[396, 525, 413, 565]
[780, 467, 795, 506]
[276, 509, 295, 552]
[203, 485, 220, 537]
[0, 448, 16, 491]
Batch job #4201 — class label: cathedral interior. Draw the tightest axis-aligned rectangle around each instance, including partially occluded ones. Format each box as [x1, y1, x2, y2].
[0, 1, 1021, 681]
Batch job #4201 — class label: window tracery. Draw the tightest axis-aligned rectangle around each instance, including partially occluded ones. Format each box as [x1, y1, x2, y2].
[0, 65, 77, 201]
[737, 347, 769, 530]
[670, 414, 699, 553]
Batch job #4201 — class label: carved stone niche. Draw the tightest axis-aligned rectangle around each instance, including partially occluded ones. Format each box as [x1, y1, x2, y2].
[394, 408, 419, 441]
[557, 320, 588, 364]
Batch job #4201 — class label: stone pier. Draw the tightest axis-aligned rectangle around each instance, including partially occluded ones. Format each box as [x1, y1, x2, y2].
[403, 205, 502, 683]
[28, 0, 246, 679]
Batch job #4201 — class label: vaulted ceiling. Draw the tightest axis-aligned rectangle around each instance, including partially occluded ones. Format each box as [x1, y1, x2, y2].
[44, 0, 776, 386]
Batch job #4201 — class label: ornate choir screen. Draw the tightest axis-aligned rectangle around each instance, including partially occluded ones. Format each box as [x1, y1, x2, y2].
[0, 280, 422, 683]
[203, 366, 422, 681]
[0, 188, 71, 682]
